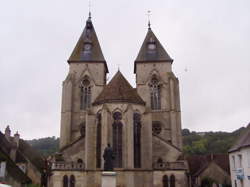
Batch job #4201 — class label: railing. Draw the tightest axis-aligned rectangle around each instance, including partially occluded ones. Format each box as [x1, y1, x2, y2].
[153, 161, 187, 170]
[51, 162, 85, 171]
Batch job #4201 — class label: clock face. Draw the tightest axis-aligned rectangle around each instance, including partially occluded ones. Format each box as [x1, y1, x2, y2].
[148, 43, 156, 50]
[84, 43, 92, 51]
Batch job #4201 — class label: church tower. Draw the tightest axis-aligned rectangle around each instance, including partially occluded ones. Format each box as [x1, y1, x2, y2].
[134, 25, 183, 162]
[50, 15, 188, 187]
[60, 14, 109, 148]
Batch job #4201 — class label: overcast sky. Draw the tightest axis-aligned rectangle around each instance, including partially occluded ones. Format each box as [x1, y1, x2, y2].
[0, 0, 249, 140]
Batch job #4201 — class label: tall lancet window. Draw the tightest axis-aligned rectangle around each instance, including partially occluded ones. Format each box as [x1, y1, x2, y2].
[150, 76, 161, 110]
[80, 79, 91, 110]
[96, 112, 102, 168]
[112, 112, 123, 168]
[133, 113, 141, 168]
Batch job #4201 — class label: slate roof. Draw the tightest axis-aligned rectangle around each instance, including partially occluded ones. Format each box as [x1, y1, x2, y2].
[134, 28, 173, 73]
[68, 15, 109, 73]
[0, 148, 31, 184]
[93, 71, 145, 105]
[186, 154, 230, 176]
[229, 127, 250, 152]
[0, 131, 44, 173]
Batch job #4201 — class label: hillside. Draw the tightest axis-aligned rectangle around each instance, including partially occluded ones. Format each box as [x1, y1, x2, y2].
[27, 126, 249, 156]
[182, 126, 248, 155]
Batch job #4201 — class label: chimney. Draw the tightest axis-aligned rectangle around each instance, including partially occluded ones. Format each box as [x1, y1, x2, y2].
[4, 126, 11, 141]
[14, 131, 20, 147]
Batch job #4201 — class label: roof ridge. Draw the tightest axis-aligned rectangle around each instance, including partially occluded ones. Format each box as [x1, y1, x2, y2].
[93, 71, 145, 105]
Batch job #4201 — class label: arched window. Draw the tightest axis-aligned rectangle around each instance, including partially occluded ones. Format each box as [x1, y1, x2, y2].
[133, 113, 141, 168]
[80, 79, 91, 110]
[96, 112, 102, 168]
[63, 175, 68, 187]
[70, 175, 75, 187]
[77, 159, 83, 163]
[152, 121, 162, 135]
[112, 112, 123, 168]
[163, 175, 169, 187]
[79, 122, 86, 138]
[170, 175, 175, 187]
[150, 77, 161, 110]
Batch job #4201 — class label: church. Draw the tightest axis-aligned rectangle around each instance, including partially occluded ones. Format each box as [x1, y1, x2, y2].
[49, 13, 189, 187]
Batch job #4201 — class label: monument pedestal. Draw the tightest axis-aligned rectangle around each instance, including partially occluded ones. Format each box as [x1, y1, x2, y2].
[102, 171, 116, 187]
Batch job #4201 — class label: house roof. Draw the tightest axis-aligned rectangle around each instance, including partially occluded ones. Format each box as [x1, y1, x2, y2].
[186, 154, 230, 176]
[0, 147, 31, 183]
[68, 15, 109, 73]
[93, 71, 145, 105]
[229, 126, 250, 152]
[0, 131, 44, 173]
[134, 28, 173, 73]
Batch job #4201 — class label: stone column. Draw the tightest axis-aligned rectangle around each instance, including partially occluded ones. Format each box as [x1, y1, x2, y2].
[85, 113, 96, 169]
[60, 79, 73, 148]
[169, 78, 178, 147]
[124, 104, 134, 169]
[101, 104, 111, 169]
[141, 113, 152, 169]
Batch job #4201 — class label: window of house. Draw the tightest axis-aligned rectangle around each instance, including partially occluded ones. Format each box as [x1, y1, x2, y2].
[232, 155, 236, 169]
[133, 113, 141, 168]
[247, 150, 250, 167]
[150, 77, 161, 110]
[0, 161, 6, 177]
[238, 154, 242, 168]
[112, 112, 123, 168]
[80, 79, 91, 110]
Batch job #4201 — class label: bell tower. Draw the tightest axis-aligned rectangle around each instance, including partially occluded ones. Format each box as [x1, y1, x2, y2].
[134, 26, 182, 152]
[60, 14, 109, 148]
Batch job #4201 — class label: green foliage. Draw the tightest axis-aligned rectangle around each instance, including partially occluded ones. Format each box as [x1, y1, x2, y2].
[27, 136, 59, 156]
[25, 126, 248, 157]
[183, 126, 247, 155]
[27, 184, 40, 187]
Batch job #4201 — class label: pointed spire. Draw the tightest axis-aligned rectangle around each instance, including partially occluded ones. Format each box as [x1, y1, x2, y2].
[68, 14, 109, 73]
[134, 28, 173, 73]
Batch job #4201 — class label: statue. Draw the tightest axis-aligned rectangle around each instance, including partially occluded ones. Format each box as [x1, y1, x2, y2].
[103, 143, 115, 171]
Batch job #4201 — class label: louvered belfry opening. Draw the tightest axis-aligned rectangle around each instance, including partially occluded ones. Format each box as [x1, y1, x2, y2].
[112, 112, 123, 168]
[150, 77, 161, 110]
[80, 79, 91, 110]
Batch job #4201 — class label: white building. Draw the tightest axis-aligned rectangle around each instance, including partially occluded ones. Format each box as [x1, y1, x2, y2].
[229, 127, 250, 187]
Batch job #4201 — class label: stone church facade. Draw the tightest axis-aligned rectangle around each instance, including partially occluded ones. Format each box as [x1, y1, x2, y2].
[49, 14, 189, 187]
